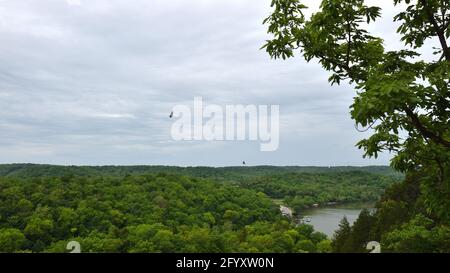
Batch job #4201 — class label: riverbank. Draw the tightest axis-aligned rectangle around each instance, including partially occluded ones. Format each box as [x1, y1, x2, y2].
[299, 203, 375, 237]
[274, 199, 375, 238]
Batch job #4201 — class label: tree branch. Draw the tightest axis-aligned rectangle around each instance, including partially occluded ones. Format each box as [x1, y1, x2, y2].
[442, 19, 450, 33]
[403, 106, 450, 148]
[420, 0, 450, 61]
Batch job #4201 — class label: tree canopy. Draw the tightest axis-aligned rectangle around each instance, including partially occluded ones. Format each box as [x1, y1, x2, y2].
[0, 172, 333, 253]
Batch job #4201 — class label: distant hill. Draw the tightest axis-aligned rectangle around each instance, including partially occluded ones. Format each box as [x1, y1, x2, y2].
[0, 163, 402, 180]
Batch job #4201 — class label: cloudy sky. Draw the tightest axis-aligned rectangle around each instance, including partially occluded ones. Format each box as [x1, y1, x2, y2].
[0, 0, 424, 166]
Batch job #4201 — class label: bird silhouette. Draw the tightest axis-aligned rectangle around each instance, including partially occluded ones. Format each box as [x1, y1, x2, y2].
[169, 111, 174, 118]
[242, 161, 246, 166]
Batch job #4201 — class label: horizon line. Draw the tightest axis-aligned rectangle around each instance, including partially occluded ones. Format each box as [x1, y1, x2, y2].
[0, 163, 392, 168]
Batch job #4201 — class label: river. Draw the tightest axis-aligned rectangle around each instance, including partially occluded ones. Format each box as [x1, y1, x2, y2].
[299, 203, 374, 238]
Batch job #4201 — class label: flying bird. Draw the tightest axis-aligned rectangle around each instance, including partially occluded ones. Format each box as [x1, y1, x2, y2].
[169, 111, 174, 118]
[242, 161, 246, 166]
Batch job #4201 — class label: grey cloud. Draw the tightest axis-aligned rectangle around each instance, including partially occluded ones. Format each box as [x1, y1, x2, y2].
[0, 0, 400, 166]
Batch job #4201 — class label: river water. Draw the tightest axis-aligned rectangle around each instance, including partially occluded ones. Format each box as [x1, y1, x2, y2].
[300, 203, 374, 238]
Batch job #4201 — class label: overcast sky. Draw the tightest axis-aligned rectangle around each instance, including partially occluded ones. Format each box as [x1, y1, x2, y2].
[0, 0, 426, 166]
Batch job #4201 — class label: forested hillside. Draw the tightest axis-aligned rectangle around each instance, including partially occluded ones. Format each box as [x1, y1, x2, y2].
[0, 172, 333, 253]
[0, 164, 399, 253]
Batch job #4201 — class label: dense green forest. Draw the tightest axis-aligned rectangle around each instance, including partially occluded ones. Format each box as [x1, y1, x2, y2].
[0, 172, 333, 253]
[1, 163, 445, 253]
[0, 164, 398, 253]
